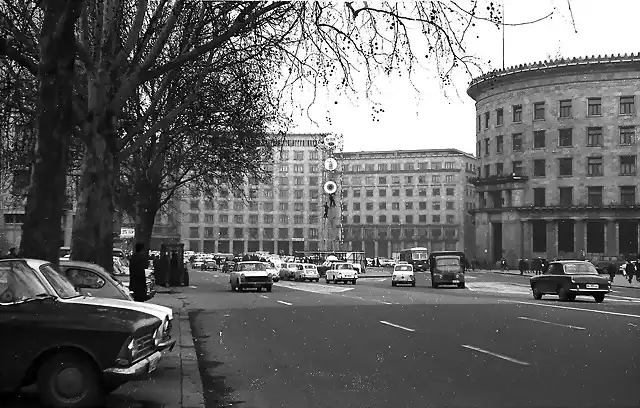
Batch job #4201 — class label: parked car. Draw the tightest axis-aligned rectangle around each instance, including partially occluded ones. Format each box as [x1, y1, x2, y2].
[191, 258, 205, 269]
[392, 264, 415, 287]
[264, 262, 279, 282]
[230, 261, 273, 292]
[0, 258, 175, 408]
[530, 260, 611, 302]
[295, 264, 320, 282]
[379, 258, 396, 267]
[201, 260, 218, 271]
[222, 261, 237, 273]
[325, 262, 358, 284]
[279, 263, 301, 281]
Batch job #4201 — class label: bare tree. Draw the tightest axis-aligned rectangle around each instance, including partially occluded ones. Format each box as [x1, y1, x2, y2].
[0, 0, 559, 270]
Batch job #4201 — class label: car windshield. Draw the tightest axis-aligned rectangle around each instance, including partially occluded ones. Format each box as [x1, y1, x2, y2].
[0, 262, 53, 303]
[564, 263, 598, 275]
[436, 257, 460, 266]
[337, 264, 352, 270]
[304, 265, 317, 269]
[39, 264, 81, 299]
[395, 265, 413, 272]
[412, 252, 428, 260]
[238, 263, 266, 271]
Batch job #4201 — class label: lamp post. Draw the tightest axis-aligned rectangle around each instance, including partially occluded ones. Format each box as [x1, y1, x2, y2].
[319, 133, 344, 252]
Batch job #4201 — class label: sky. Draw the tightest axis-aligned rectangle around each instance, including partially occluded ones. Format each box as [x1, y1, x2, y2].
[287, 0, 640, 154]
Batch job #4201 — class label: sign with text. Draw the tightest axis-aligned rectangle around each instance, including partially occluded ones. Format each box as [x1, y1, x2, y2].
[120, 228, 135, 239]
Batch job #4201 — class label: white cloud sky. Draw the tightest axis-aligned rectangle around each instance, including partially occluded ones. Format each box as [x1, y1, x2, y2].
[287, 0, 639, 154]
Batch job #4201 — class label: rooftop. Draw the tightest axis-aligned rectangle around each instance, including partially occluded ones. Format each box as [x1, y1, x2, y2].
[337, 148, 475, 159]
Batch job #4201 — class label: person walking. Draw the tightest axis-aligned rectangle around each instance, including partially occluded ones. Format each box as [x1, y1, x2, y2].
[129, 243, 148, 302]
[625, 260, 635, 284]
[607, 263, 617, 283]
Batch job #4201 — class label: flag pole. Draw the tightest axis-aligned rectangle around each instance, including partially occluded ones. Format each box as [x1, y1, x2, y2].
[502, 0, 505, 69]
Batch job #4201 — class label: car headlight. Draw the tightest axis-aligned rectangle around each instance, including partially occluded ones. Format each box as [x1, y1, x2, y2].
[240, 273, 246, 281]
[154, 326, 163, 346]
[570, 277, 576, 283]
[163, 319, 170, 331]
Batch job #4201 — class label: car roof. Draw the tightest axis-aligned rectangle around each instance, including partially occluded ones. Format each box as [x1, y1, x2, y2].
[551, 260, 590, 264]
[59, 259, 106, 269]
[0, 258, 50, 269]
[303, 263, 317, 266]
[238, 261, 261, 264]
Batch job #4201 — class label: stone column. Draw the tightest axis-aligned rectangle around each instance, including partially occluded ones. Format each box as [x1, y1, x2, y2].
[244, 239, 249, 253]
[574, 219, 585, 257]
[605, 219, 617, 256]
[387, 241, 392, 257]
[214, 240, 219, 253]
[545, 220, 557, 260]
[374, 240, 379, 257]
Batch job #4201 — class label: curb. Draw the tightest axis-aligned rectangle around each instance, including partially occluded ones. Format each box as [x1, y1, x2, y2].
[176, 299, 205, 408]
[474, 269, 640, 291]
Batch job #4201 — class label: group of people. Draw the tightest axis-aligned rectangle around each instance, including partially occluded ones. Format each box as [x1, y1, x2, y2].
[619, 260, 640, 284]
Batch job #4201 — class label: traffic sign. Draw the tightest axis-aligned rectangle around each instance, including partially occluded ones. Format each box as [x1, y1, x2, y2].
[324, 157, 338, 171]
[323, 181, 337, 194]
[324, 135, 337, 148]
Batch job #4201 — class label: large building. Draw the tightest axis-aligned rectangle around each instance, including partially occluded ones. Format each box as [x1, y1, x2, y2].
[334, 149, 477, 258]
[467, 53, 640, 266]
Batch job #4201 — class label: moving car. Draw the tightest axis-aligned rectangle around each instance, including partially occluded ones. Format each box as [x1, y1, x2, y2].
[325, 262, 358, 284]
[530, 260, 611, 302]
[191, 258, 205, 269]
[430, 254, 465, 288]
[264, 262, 279, 282]
[392, 264, 415, 287]
[279, 263, 301, 281]
[295, 264, 320, 282]
[0, 259, 174, 408]
[230, 261, 273, 292]
[201, 260, 218, 271]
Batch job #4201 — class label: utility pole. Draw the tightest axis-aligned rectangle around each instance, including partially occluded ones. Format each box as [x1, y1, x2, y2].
[502, 0, 505, 69]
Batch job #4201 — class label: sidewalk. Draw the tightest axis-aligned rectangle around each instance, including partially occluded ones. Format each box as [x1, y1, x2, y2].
[108, 286, 204, 408]
[473, 268, 640, 290]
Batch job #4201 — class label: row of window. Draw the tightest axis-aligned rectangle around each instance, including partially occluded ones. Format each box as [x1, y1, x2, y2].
[344, 227, 457, 240]
[347, 174, 459, 185]
[479, 186, 637, 208]
[477, 126, 637, 157]
[348, 201, 457, 211]
[189, 213, 320, 225]
[346, 214, 457, 225]
[345, 187, 458, 198]
[346, 161, 462, 172]
[479, 155, 638, 178]
[276, 149, 320, 161]
[476, 96, 637, 132]
[189, 226, 320, 239]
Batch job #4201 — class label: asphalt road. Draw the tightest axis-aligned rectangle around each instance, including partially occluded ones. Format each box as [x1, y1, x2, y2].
[190, 269, 640, 408]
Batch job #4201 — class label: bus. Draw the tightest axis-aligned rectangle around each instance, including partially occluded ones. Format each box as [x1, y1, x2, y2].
[398, 247, 429, 271]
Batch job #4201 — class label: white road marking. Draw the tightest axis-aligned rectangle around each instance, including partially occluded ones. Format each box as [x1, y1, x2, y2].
[275, 281, 355, 294]
[466, 282, 531, 295]
[277, 300, 292, 306]
[461, 345, 530, 366]
[260, 295, 269, 299]
[517, 316, 586, 330]
[465, 276, 477, 279]
[504, 300, 640, 319]
[350, 295, 394, 305]
[608, 294, 640, 301]
[380, 320, 415, 332]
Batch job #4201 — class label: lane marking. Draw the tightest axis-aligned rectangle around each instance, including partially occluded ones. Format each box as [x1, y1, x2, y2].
[504, 300, 640, 319]
[380, 320, 415, 332]
[608, 294, 640, 301]
[275, 281, 355, 294]
[466, 282, 532, 295]
[517, 316, 586, 330]
[350, 295, 394, 305]
[260, 295, 269, 299]
[461, 345, 530, 366]
[277, 300, 292, 306]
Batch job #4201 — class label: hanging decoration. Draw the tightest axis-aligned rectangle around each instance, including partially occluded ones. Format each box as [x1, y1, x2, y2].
[317, 133, 344, 251]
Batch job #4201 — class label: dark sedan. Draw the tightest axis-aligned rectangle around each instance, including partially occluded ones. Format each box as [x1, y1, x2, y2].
[530, 260, 611, 302]
[0, 258, 167, 407]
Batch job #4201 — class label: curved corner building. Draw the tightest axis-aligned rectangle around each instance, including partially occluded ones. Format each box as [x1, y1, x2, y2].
[467, 54, 640, 267]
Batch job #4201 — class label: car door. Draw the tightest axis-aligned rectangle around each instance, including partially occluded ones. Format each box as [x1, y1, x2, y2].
[542, 263, 563, 292]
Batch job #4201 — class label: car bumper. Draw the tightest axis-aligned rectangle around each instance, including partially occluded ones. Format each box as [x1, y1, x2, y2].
[569, 288, 610, 294]
[301, 275, 319, 279]
[104, 351, 163, 379]
[239, 282, 272, 288]
[392, 277, 414, 283]
[432, 275, 465, 285]
[158, 338, 176, 352]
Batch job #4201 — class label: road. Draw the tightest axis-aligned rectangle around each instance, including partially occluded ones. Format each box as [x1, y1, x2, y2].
[189, 268, 640, 408]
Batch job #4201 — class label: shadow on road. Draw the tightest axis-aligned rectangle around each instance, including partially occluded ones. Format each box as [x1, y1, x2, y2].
[190, 310, 244, 408]
[2, 390, 168, 408]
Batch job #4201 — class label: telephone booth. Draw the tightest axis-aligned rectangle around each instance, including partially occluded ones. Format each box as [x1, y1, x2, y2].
[156, 243, 186, 287]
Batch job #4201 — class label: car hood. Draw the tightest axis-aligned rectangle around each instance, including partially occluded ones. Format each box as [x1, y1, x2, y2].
[237, 271, 270, 277]
[62, 295, 171, 322]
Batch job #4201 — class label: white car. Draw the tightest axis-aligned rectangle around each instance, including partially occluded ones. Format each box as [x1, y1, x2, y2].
[392, 264, 415, 287]
[325, 262, 358, 284]
[192, 258, 205, 269]
[230, 261, 274, 292]
[264, 262, 280, 282]
[295, 264, 320, 282]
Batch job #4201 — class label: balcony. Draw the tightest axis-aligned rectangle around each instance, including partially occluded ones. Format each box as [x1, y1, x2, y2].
[470, 173, 529, 187]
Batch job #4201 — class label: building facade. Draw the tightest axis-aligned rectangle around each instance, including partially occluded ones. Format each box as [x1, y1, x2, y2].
[468, 54, 640, 266]
[181, 133, 329, 255]
[334, 149, 477, 258]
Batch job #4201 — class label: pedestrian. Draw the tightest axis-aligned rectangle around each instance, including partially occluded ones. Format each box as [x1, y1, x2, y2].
[607, 263, 616, 283]
[129, 243, 148, 301]
[625, 260, 635, 284]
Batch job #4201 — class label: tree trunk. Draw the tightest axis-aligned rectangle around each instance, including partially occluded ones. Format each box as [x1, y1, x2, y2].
[133, 180, 162, 259]
[70, 119, 119, 272]
[19, 0, 84, 264]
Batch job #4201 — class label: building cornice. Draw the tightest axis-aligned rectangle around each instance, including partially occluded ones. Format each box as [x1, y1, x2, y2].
[337, 149, 475, 160]
[467, 53, 640, 100]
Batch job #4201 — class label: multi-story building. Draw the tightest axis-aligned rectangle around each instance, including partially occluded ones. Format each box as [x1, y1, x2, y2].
[335, 149, 477, 258]
[468, 53, 640, 266]
[181, 133, 328, 255]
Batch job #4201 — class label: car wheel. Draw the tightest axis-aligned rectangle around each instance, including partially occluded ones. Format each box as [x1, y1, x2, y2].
[411, 282, 416, 287]
[432, 282, 439, 288]
[325, 277, 330, 284]
[532, 285, 543, 300]
[38, 351, 103, 408]
[557, 286, 570, 301]
[266, 285, 272, 293]
[315, 279, 319, 282]
[457, 283, 465, 289]
[352, 279, 357, 285]
[392, 282, 397, 287]
[593, 294, 605, 303]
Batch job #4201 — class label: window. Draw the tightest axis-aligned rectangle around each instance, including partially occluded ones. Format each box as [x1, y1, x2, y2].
[219, 227, 229, 237]
[353, 203, 360, 211]
[190, 200, 199, 210]
[293, 164, 304, 173]
[310, 203, 318, 212]
[279, 214, 288, 224]
[587, 127, 603, 147]
[620, 126, 635, 145]
[279, 227, 288, 238]
[405, 202, 413, 210]
[279, 189, 289, 199]
[512, 105, 522, 122]
[512, 161, 523, 176]
[477, 115, 481, 132]
[532, 220, 547, 253]
[533, 188, 545, 206]
[419, 215, 427, 223]
[446, 201, 454, 210]
[533, 102, 545, 120]
[405, 189, 413, 197]
[512, 133, 523, 151]
[587, 186, 603, 206]
[432, 215, 440, 223]
[432, 201, 441, 210]
[476, 141, 481, 157]
[484, 164, 490, 177]
[419, 201, 427, 210]
[418, 163, 428, 171]
[445, 175, 454, 183]
[588, 98, 601, 116]
[621, 186, 636, 206]
[392, 202, 400, 210]
[446, 215, 455, 224]
[379, 215, 387, 223]
[294, 176, 304, 186]
[219, 214, 228, 223]
[365, 189, 374, 197]
[484, 111, 490, 128]
[310, 190, 319, 199]
[379, 189, 387, 197]
[558, 158, 573, 177]
[559, 187, 573, 206]
[404, 215, 413, 224]
[189, 213, 199, 223]
[533, 130, 545, 148]
[365, 164, 375, 172]
[353, 190, 361, 198]
[496, 163, 503, 175]
[249, 214, 258, 224]
[405, 163, 415, 171]
[533, 159, 546, 177]
[294, 151, 304, 160]
[418, 189, 427, 196]
[189, 227, 199, 238]
[559, 99, 572, 117]
[294, 215, 304, 224]
[352, 177, 362, 185]
[392, 176, 400, 184]
[587, 157, 604, 176]
[294, 190, 304, 199]
[405, 175, 414, 183]
[263, 214, 273, 224]
[293, 202, 304, 212]
[496, 108, 504, 126]
[620, 155, 637, 175]
[279, 164, 288, 173]
[366, 203, 374, 211]
[378, 176, 387, 184]
[392, 215, 400, 223]
[392, 189, 400, 197]
[559, 128, 572, 147]
[620, 96, 635, 115]
[496, 135, 503, 153]
[446, 188, 454, 196]
[264, 189, 274, 198]
[484, 138, 490, 155]
[432, 188, 440, 196]
[379, 202, 387, 210]
[309, 176, 318, 186]
[205, 213, 215, 223]
[390, 163, 401, 171]
[309, 151, 318, 160]
[234, 228, 244, 238]
[365, 176, 374, 185]
[234, 215, 243, 224]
